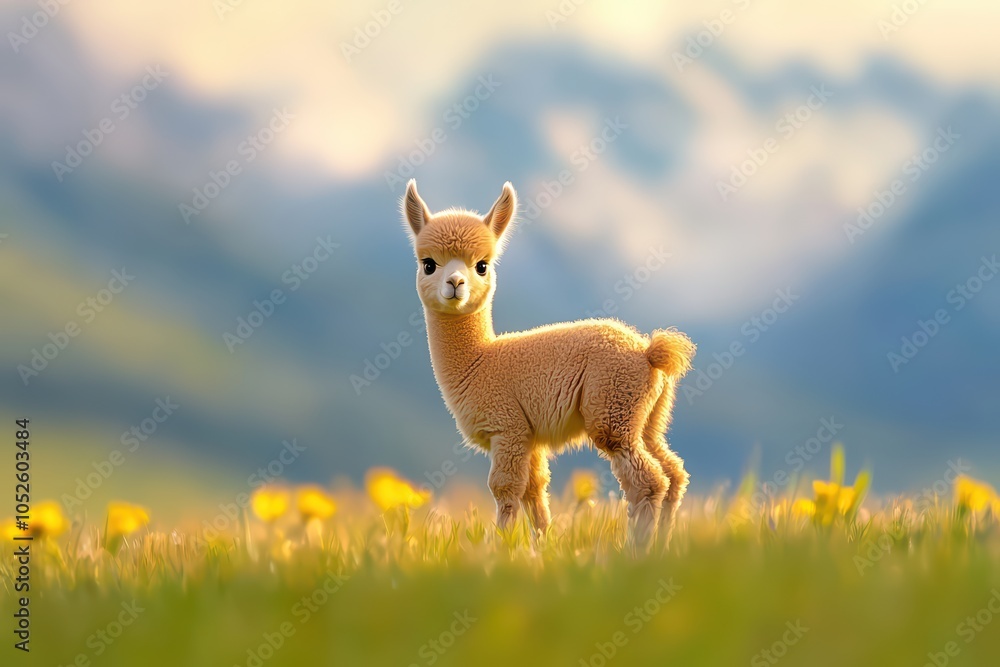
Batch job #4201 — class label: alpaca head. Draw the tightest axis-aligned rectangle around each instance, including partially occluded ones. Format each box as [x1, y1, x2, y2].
[401, 180, 517, 315]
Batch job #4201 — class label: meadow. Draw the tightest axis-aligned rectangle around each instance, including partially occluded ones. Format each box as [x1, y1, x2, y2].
[3, 448, 1000, 667]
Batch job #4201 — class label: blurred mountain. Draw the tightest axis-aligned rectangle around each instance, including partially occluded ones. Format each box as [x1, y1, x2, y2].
[2, 27, 998, 498]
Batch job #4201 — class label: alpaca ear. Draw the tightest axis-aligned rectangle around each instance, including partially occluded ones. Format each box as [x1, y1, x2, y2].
[483, 181, 517, 243]
[402, 179, 432, 241]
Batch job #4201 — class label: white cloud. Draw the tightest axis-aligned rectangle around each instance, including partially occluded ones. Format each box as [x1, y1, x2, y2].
[64, 0, 999, 180]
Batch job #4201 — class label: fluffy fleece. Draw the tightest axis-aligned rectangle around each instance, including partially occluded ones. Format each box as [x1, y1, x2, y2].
[402, 180, 695, 549]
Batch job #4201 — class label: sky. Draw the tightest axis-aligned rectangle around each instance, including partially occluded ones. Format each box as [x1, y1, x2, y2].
[2, 0, 999, 514]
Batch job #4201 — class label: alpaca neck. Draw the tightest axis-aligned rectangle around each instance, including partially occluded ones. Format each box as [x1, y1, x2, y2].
[424, 304, 495, 391]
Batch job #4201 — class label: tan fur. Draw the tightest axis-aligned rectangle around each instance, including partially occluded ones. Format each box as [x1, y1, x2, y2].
[401, 180, 696, 551]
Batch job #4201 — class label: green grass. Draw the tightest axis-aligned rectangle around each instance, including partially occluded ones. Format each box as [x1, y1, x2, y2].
[4, 484, 1000, 667]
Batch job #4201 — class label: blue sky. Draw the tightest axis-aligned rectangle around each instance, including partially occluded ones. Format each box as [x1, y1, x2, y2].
[2, 1, 999, 513]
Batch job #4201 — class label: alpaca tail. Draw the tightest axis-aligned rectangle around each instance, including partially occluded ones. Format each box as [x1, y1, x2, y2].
[646, 328, 696, 378]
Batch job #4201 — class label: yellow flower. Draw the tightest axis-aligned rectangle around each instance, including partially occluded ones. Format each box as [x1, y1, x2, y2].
[34, 500, 70, 538]
[796, 447, 871, 525]
[836, 486, 857, 514]
[251, 487, 290, 522]
[570, 469, 600, 504]
[296, 486, 337, 521]
[365, 468, 431, 512]
[2, 501, 69, 540]
[810, 481, 854, 521]
[812, 480, 839, 504]
[955, 475, 997, 513]
[106, 502, 149, 538]
[791, 498, 816, 518]
[2, 518, 21, 541]
[807, 480, 839, 525]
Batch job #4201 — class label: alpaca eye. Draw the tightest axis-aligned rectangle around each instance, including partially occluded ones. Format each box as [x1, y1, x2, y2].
[475, 260, 488, 276]
[422, 258, 436, 275]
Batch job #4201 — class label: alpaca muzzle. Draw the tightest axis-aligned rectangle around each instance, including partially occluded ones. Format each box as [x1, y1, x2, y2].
[442, 273, 467, 301]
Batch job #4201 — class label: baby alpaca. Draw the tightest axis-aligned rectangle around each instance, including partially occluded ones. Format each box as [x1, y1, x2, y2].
[401, 180, 695, 550]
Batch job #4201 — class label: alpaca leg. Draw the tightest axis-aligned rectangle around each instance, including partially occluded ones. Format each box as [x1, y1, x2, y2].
[606, 440, 669, 553]
[582, 362, 668, 551]
[600, 449, 633, 500]
[644, 438, 688, 546]
[487, 433, 531, 531]
[642, 384, 688, 546]
[521, 448, 551, 535]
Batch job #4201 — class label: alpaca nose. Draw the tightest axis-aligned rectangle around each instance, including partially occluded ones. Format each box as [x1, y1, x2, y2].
[447, 273, 465, 288]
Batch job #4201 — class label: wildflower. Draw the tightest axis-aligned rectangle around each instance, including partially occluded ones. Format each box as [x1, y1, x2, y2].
[836, 486, 857, 514]
[955, 475, 997, 513]
[296, 486, 337, 522]
[2, 518, 20, 541]
[106, 502, 149, 538]
[2, 502, 69, 540]
[34, 500, 69, 538]
[570, 470, 600, 505]
[251, 487, 290, 522]
[795, 445, 870, 525]
[365, 468, 431, 512]
[791, 498, 816, 518]
[6, 500, 69, 539]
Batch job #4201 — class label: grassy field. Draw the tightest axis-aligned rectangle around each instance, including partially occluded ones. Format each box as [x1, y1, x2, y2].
[3, 454, 1000, 667]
